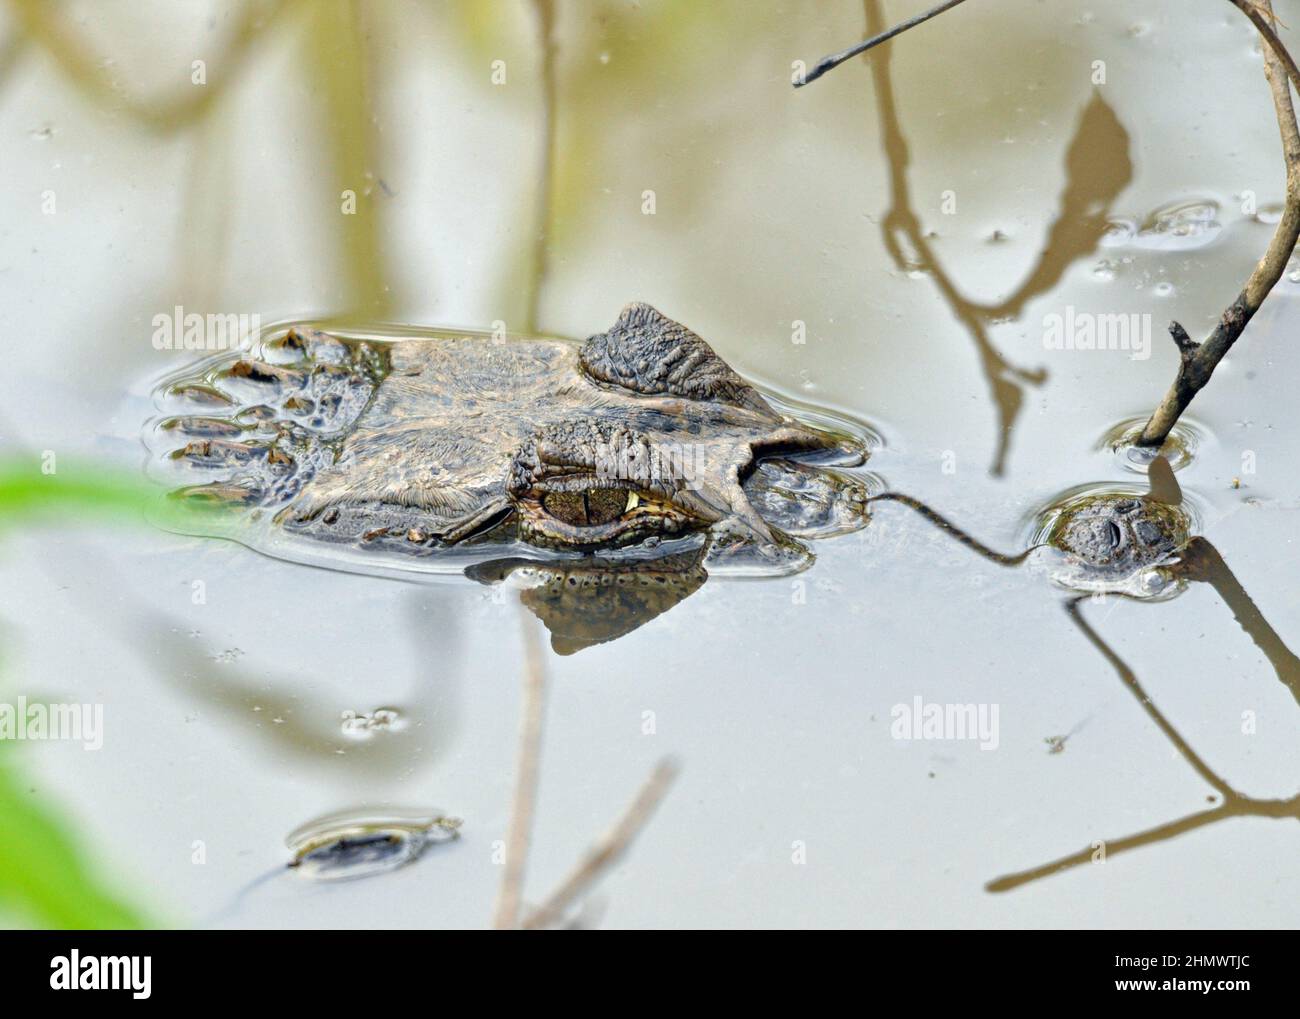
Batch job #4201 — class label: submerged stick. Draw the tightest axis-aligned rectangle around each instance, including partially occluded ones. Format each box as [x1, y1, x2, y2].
[794, 0, 971, 87]
[491, 612, 548, 930]
[1138, 0, 1300, 445]
[522, 758, 679, 930]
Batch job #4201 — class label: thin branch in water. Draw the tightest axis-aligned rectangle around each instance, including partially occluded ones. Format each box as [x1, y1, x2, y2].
[795, 0, 1300, 450]
[868, 492, 1035, 566]
[794, 0, 971, 87]
[491, 610, 548, 930]
[1138, 0, 1300, 445]
[522, 758, 679, 930]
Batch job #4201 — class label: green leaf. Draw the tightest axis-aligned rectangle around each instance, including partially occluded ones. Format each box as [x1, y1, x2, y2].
[0, 749, 150, 929]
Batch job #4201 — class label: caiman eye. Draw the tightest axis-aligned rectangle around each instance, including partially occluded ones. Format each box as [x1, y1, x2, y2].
[541, 491, 587, 526]
[541, 489, 640, 527]
[586, 488, 628, 525]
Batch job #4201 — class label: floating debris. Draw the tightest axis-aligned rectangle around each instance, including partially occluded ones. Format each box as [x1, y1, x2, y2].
[287, 807, 462, 881]
[1102, 199, 1222, 252]
[340, 707, 404, 739]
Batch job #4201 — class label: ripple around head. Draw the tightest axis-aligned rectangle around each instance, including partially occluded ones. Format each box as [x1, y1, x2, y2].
[1020, 481, 1203, 601]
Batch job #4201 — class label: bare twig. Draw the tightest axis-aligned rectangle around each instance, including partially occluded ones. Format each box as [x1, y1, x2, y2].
[868, 492, 1035, 566]
[492, 607, 678, 930]
[1138, 0, 1300, 445]
[793, 0, 1300, 450]
[491, 611, 548, 930]
[794, 0, 971, 87]
[521, 758, 679, 930]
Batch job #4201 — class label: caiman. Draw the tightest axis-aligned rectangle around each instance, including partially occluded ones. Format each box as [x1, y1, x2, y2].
[150, 304, 876, 649]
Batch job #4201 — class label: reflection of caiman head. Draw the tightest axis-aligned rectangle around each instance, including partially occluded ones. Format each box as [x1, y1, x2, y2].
[466, 550, 708, 655]
[157, 303, 875, 569]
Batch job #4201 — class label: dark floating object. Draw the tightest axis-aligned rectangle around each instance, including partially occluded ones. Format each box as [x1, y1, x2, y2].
[286, 808, 462, 881]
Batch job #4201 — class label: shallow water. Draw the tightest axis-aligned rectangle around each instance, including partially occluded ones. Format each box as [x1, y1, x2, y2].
[0, 0, 1297, 928]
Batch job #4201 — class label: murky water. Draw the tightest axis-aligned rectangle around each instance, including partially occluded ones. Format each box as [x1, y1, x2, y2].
[1, 0, 1297, 928]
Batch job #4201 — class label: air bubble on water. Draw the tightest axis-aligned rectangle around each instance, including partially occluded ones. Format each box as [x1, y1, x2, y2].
[1152, 281, 1175, 297]
[340, 706, 405, 739]
[1103, 200, 1222, 251]
[1101, 219, 1136, 247]
[599, 52, 610, 65]
[1092, 260, 1118, 281]
[1138, 568, 1172, 596]
[1135, 199, 1222, 250]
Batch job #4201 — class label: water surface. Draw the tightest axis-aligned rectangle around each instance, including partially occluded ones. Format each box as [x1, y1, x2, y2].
[0, 0, 1297, 928]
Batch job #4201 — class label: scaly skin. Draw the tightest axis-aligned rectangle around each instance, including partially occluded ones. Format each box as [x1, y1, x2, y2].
[1049, 495, 1191, 579]
[153, 303, 873, 565]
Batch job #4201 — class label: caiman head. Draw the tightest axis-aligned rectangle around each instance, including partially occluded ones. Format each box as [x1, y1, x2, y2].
[501, 303, 870, 555]
[154, 304, 876, 648]
[163, 302, 879, 562]
[1044, 455, 1192, 583]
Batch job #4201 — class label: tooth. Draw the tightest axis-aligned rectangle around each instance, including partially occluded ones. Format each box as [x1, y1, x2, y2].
[626, 492, 640, 512]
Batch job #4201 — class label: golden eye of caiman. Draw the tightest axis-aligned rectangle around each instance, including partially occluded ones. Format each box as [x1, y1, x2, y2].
[541, 489, 637, 527]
